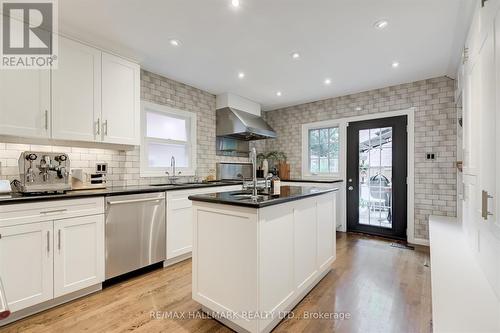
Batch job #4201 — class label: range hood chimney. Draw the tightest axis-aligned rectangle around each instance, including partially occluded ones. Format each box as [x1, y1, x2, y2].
[216, 93, 276, 141]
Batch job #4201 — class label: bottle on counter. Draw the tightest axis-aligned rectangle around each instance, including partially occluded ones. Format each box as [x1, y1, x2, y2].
[270, 172, 281, 196]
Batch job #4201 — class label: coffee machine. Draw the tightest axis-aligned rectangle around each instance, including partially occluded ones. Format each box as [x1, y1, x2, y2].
[17, 151, 71, 193]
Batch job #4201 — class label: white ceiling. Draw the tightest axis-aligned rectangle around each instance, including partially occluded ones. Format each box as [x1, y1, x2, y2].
[59, 0, 475, 111]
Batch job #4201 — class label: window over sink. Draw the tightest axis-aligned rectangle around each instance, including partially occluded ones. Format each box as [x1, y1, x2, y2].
[140, 101, 197, 177]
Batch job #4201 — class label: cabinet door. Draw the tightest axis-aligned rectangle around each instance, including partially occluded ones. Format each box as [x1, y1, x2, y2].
[53, 215, 104, 297]
[52, 37, 101, 142]
[0, 221, 53, 312]
[317, 192, 336, 270]
[167, 195, 193, 259]
[0, 70, 50, 138]
[101, 53, 140, 145]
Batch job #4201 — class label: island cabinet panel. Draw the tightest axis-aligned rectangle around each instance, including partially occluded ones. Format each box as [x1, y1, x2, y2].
[193, 205, 259, 333]
[293, 198, 318, 291]
[192, 191, 337, 333]
[259, 207, 294, 314]
[317, 192, 337, 270]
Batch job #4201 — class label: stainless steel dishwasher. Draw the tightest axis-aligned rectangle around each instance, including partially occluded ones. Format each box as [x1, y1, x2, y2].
[105, 192, 166, 279]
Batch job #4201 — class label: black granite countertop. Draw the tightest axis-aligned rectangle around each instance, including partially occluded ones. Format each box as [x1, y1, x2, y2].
[284, 179, 344, 184]
[188, 185, 338, 208]
[0, 181, 242, 205]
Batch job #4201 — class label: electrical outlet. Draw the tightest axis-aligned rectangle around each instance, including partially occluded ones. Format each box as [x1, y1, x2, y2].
[426, 153, 436, 160]
[96, 163, 108, 174]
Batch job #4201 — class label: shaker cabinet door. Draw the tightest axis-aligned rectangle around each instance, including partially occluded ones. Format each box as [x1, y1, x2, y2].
[0, 221, 53, 312]
[0, 70, 50, 138]
[52, 37, 102, 142]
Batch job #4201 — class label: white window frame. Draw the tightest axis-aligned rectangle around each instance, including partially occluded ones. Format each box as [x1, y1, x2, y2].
[140, 101, 197, 177]
[302, 121, 342, 179]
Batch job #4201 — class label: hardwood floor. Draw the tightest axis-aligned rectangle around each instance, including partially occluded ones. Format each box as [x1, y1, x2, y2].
[2, 233, 432, 333]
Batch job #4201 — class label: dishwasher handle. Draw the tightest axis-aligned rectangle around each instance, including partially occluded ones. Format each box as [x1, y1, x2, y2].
[0, 278, 10, 320]
[107, 197, 164, 205]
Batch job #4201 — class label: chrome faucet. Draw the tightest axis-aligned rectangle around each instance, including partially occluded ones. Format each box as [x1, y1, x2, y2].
[165, 156, 181, 184]
[250, 147, 258, 200]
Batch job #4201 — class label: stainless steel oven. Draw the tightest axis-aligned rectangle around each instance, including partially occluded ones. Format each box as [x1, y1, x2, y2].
[105, 192, 166, 279]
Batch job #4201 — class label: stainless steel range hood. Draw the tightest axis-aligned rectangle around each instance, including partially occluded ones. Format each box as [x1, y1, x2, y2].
[216, 107, 276, 141]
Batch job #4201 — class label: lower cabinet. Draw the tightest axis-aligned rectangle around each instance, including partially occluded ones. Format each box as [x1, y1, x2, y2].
[0, 208, 104, 313]
[53, 215, 104, 297]
[166, 185, 241, 261]
[0, 221, 53, 312]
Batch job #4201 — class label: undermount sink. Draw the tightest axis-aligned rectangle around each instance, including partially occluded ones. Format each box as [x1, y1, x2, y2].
[231, 193, 268, 201]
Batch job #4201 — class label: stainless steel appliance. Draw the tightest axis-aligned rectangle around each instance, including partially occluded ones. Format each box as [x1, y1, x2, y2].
[217, 162, 253, 180]
[17, 151, 71, 193]
[216, 107, 276, 140]
[105, 192, 166, 279]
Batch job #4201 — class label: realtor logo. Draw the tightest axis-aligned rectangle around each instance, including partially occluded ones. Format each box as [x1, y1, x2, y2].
[1, 0, 58, 69]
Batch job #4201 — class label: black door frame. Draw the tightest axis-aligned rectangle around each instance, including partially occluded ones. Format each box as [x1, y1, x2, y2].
[346, 115, 408, 240]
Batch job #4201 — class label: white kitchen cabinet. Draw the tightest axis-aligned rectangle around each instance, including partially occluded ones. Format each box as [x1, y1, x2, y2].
[166, 185, 241, 261]
[53, 214, 104, 297]
[0, 221, 53, 312]
[317, 191, 336, 270]
[52, 37, 102, 142]
[0, 70, 50, 138]
[101, 53, 140, 145]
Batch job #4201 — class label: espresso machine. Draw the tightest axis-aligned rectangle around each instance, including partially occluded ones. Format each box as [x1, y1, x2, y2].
[17, 151, 71, 193]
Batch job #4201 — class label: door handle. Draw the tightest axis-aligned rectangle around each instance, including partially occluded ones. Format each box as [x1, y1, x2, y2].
[481, 190, 494, 220]
[107, 197, 163, 205]
[46, 230, 50, 253]
[96, 118, 101, 135]
[58, 229, 61, 250]
[103, 120, 108, 136]
[44, 110, 49, 130]
[348, 186, 354, 191]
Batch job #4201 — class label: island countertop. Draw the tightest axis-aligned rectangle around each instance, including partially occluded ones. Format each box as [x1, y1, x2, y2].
[188, 185, 338, 208]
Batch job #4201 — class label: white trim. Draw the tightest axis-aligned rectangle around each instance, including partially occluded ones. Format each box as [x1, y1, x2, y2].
[301, 123, 341, 179]
[140, 101, 197, 177]
[301, 108, 416, 243]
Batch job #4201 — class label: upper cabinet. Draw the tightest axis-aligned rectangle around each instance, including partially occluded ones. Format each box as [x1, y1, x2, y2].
[0, 36, 140, 146]
[52, 37, 102, 142]
[101, 53, 140, 145]
[0, 70, 50, 138]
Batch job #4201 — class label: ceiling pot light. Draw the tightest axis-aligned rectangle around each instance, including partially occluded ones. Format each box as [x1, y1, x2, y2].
[355, 107, 363, 111]
[238, 72, 245, 79]
[231, 0, 240, 8]
[291, 52, 300, 59]
[276, 91, 282, 97]
[324, 78, 332, 85]
[392, 61, 400, 68]
[169, 39, 180, 47]
[374, 20, 389, 30]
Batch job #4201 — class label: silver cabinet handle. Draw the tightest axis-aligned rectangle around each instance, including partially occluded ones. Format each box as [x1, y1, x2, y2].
[96, 118, 101, 135]
[40, 209, 67, 215]
[44, 110, 49, 130]
[482, 190, 494, 220]
[58, 229, 61, 250]
[103, 120, 108, 136]
[46, 230, 50, 253]
[107, 197, 163, 205]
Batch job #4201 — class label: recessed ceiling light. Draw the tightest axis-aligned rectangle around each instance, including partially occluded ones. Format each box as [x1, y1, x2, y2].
[355, 106, 363, 111]
[169, 39, 180, 47]
[392, 61, 400, 68]
[374, 20, 389, 30]
[291, 52, 300, 59]
[238, 72, 245, 79]
[324, 78, 332, 85]
[276, 91, 282, 97]
[231, 0, 240, 8]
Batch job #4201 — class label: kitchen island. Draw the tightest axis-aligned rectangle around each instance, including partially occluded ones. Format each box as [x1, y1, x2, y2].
[189, 186, 338, 333]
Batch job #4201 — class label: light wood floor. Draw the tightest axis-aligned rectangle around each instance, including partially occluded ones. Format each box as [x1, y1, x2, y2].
[2, 233, 432, 333]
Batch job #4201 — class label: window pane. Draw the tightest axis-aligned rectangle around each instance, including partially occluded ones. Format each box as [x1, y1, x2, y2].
[148, 142, 188, 168]
[146, 112, 188, 141]
[308, 126, 339, 174]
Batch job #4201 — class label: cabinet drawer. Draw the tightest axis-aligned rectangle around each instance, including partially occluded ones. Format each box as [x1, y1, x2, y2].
[0, 197, 105, 227]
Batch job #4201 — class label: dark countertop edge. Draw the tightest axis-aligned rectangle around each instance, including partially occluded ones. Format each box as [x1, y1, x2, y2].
[284, 179, 344, 184]
[0, 182, 243, 205]
[189, 187, 339, 209]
